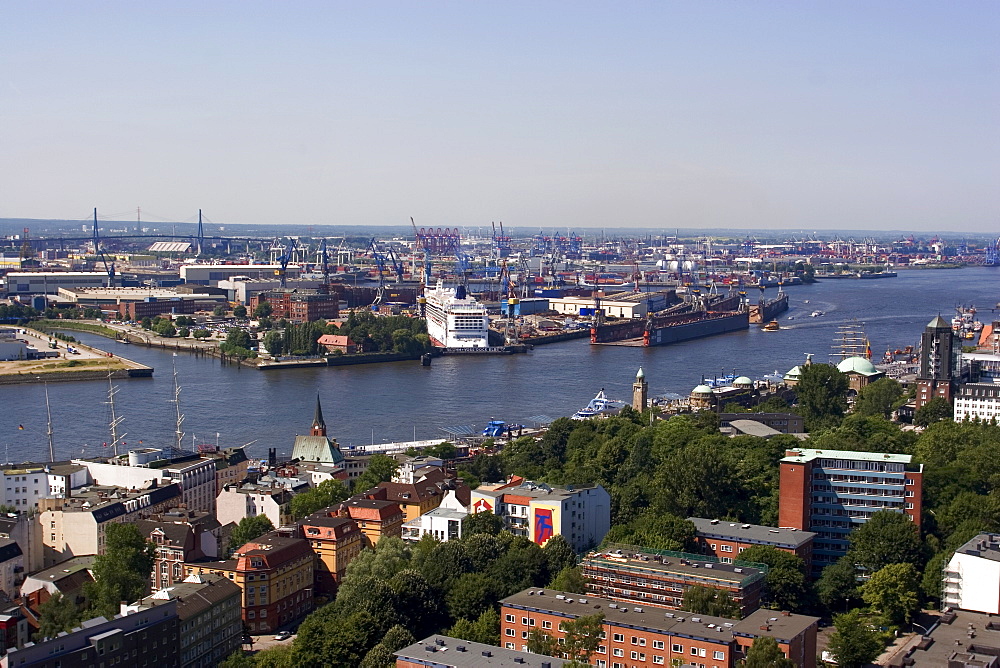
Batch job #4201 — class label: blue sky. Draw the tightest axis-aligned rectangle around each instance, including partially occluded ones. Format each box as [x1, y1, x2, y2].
[2, 2, 997, 232]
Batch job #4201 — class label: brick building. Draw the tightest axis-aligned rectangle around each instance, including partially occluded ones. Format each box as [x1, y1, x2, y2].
[136, 511, 222, 591]
[249, 289, 339, 323]
[396, 635, 558, 667]
[688, 518, 815, 573]
[581, 547, 765, 618]
[500, 588, 819, 668]
[779, 448, 923, 575]
[297, 513, 364, 597]
[916, 315, 960, 409]
[335, 498, 404, 547]
[185, 532, 314, 634]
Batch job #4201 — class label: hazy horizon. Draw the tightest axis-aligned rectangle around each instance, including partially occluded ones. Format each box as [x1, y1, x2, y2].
[4, 2, 997, 232]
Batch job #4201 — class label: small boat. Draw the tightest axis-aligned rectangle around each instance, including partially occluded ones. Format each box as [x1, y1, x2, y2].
[787, 316, 795, 321]
[810, 311, 824, 317]
[762, 320, 780, 332]
[572, 389, 625, 420]
[803, 300, 810, 304]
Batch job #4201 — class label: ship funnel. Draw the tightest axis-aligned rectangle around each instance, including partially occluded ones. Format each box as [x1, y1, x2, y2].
[456, 285, 467, 300]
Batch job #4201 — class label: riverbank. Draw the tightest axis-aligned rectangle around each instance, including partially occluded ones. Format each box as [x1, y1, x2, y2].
[0, 327, 153, 385]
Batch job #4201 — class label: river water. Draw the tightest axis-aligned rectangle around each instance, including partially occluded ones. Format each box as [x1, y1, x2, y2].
[3, 267, 998, 463]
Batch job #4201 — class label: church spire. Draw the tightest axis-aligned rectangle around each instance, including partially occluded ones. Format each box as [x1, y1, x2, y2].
[311, 394, 327, 437]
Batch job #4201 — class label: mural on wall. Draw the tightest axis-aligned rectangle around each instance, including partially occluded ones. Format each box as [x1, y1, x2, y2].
[534, 508, 553, 544]
[473, 498, 493, 513]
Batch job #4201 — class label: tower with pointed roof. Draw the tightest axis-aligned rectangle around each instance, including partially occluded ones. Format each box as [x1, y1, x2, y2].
[916, 315, 959, 409]
[632, 367, 648, 412]
[311, 395, 327, 437]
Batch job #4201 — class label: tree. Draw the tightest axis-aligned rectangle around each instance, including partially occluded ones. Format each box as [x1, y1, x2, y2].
[861, 562, 920, 626]
[228, 515, 274, 554]
[252, 645, 294, 668]
[292, 608, 383, 667]
[360, 624, 415, 668]
[741, 635, 794, 667]
[253, 300, 273, 319]
[262, 331, 284, 356]
[354, 454, 400, 492]
[446, 572, 501, 622]
[35, 592, 83, 640]
[737, 546, 809, 613]
[854, 378, 904, 419]
[542, 534, 577, 575]
[177, 327, 190, 338]
[847, 510, 923, 574]
[85, 523, 157, 618]
[224, 328, 252, 349]
[462, 510, 504, 537]
[446, 607, 500, 646]
[816, 557, 861, 612]
[795, 363, 849, 429]
[219, 650, 255, 668]
[289, 479, 350, 520]
[914, 397, 953, 427]
[528, 613, 605, 664]
[827, 609, 885, 668]
[193, 328, 210, 338]
[549, 566, 587, 593]
[233, 305, 247, 318]
[681, 585, 740, 618]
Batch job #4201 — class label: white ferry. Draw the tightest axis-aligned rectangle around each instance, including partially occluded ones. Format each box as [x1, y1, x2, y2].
[423, 280, 490, 348]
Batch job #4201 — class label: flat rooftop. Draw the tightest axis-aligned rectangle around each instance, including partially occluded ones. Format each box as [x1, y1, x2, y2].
[396, 634, 558, 667]
[899, 610, 1000, 667]
[955, 533, 1000, 563]
[781, 448, 914, 465]
[583, 547, 765, 585]
[689, 517, 816, 549]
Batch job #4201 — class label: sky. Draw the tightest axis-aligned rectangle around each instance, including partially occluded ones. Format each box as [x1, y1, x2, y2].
[2, 2, 998, 233]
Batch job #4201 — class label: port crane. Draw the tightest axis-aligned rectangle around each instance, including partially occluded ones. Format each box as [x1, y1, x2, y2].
[274, 239, 297, 288]
[498, 260, 520, 345]
[410, 217, 432, 286]
[92, 208, 117, 288]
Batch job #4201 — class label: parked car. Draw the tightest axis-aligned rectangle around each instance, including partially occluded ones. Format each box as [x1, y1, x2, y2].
[274, 631, 293, 641]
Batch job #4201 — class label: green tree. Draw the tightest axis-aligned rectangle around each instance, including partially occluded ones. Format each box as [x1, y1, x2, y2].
[219, 650, 255, 668]
[914, 396, 953, 427]
[542, 534, 577, 575]
[446, 572, 501, 622]
[262, 331, 283, 356]
[847, 510, 923, 574]
[528, 613, 604, 664]
[741, 635, 795, 667]
[292, 608, 383, 667]
[224, 328, 252, 349]
[681, 585, 740, 618]
[446, 607, 500, 646]
[795, 363, 849, 429]
[354, 454, 400, 492]
[253, 645, 294, 668]
[85, 523, 157, 618]
[827, 609, 885, 668]
[854, 378, 904, 419]
[177, 327, 190, 338]
[462, 511, 505, 537]
[549, 565, 587, 593]
[35, 592, 83, 641]
[737, 546, 809, 613]
[193, 328, 210, 338]
[360, 624, 415, 668]
[228, 515, 274, 554]
[861, 562, 920, 626]
[213, 304, 228, 316]
[233, 304, 247, 318]
[289, 479, 350, 520]
[816, 557, 861, 612]
[253, 300, 273, 319]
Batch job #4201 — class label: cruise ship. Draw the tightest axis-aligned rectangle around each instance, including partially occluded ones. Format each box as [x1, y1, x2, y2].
[423, 280, 490, 348]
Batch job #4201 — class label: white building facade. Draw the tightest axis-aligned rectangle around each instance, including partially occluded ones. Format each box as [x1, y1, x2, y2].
[943, 533, 1000, 614]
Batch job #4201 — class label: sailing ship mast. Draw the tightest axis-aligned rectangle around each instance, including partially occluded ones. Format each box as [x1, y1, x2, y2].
[832, 318, 871, 362]
[107, 372, 126, 456]
[44, 382, 55, 462]
[170, 356, 185, 451]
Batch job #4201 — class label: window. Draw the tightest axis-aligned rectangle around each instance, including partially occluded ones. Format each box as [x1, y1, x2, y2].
[720, 545, 733, 552]
[631, 637, 639, 645]
[521, 631, 528, 639]
[714, 650, 725, 660]
[597, 645, 606, 654]
[653, 657, 664, 665]
[521, 617, 528, 625]
[672, 644, 683, 653]
[506, 614, 515, 623]
[613, 648, 624, 657]
[613, 633, 624, 642]
[631, 651, 639, 660]
[506, 628, 515, 637]
[691, 647, 698, 655]
[542, 621, 551, 629]
[505, 642, 515, 649]
[652, 640, 664, 649]
[639, 638, 646, 646]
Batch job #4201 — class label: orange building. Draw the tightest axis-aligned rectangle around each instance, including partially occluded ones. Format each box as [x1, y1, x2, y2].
[500, 588, 819, 668]
[185, 532, 314, 634]
[298, 513, 363, 597]
[335, 498, 404, 547]
[364, 481, 446, 523]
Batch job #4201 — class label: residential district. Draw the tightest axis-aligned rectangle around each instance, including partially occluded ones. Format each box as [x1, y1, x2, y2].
[0, 311, 998, 667]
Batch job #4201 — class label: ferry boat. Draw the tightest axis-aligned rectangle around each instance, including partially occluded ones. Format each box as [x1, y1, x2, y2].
[762, 320, 780, 332]
[571, 389, 626, 420]
[423, 279, 490, 348]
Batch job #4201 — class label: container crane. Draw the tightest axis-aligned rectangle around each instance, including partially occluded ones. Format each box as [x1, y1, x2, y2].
[275, 239, 296, 288]
[92, 208, 116, 288]
[498, 260, 519, 345]
[410, 217, 432, 286]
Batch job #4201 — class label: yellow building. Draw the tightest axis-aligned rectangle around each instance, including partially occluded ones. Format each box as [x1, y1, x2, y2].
[297, 514, 363, 597]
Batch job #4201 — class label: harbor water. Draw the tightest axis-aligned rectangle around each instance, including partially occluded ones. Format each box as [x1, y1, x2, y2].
[3, 267, 998, 463]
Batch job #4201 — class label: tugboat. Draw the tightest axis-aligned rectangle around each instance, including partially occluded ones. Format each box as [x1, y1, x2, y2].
[762, 320, 780, 332]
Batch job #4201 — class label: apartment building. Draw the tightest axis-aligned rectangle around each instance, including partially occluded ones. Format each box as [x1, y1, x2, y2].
[470, 479, 610, 551]
[185, 532, 314, 634]
[298, 513, 364, 597]
[38, 482, 182, 567]
[217, 481, 294, 529]
[75, 448, 218, 515]
[396, 635, 559, 668]
[500, 589, 819, 668]
[581, 547, 765, 618]
[779, 448, 923, 575]
[688, 518, 815, 572]
[135, 511, 222, 591]
[0, 462, 88, 510]
[335, 498, 404, 548]
[943, 533, 1000, 614]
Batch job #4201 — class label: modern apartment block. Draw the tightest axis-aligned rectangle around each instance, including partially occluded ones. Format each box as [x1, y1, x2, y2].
[500, 588, 819, 668]
[470, 479, 610, 551]
[581, 547, 766, 618]
[779, 448, 923, 575]
[688, 518, 815, 572]
[943, 533, 1000, 614]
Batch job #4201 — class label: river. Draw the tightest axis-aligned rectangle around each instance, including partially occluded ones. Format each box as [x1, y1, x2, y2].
[3, 267, 998, 463]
